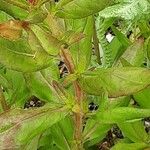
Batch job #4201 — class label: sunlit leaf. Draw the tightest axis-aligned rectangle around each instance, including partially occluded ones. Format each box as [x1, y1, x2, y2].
[0, 20, 23, 40]
[50, 117, 74, 150]
[24, 72, 57, 102]
[121, 38, 144, 67]
[0, 0, 28, 19]
[83, 119, 111, 147]
[111, 142, 149, 150]
[79, 67, 150, 97]
[56, 0, 113, 19]
[0, 37, 53, 72]
[96, 107, 150, 124]
[66, 16, 93, 72]
[118, 121, 149, 143]
[30, 25, 64, 56]
[99, 0, 150, 21]
[0, 104, 68, 149]
[26, 8, 48, 24]
[133, 87, 150, 108]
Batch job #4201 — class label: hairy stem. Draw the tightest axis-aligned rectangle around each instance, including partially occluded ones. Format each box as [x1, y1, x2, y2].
[60, 47, 84, 149]
[73, 81, 84, 149]
[60, 47, 75, 73]
[0, 86, 9, 111]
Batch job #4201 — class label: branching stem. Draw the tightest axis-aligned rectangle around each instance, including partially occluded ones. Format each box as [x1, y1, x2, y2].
[61, 47, 84, 149]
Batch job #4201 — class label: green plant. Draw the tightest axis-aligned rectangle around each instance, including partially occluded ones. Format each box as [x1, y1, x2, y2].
[0, 0, 150, 149]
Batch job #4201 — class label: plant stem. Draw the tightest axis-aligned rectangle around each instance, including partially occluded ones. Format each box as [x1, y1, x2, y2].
[93, 18, 102, 65]
[73, 81, 84, 150]
[0, 86, 9, 111]
[60, 47, 75, 73]
[60, 47, 84, 149]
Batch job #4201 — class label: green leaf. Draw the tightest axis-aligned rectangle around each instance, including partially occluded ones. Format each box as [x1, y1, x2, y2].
[0, 0, 28, 19]
[111, 142, 149, 150]
[26, 8, 48, 24]
[99, 0, 150, 21]
[83, 119, 111, 147]
[24, 72, 57, 102]
[56, 0, 74, 8]
[133, 87, 150, 108]
[50, 117, 74, 150]
[118, 121, 149, 143]
[0, 69, 29, 107]
[0, 37, 30, 53]
[111, 26, 131, 65]
[41, 64, 60, 82]
[145, 37, 150, 61]
[38, 128, 54, 149]
[0, 11, 12, 23]
[25, 135, 40, 150]
[96, 107, 150, 124]
[66, 16, 93, 72]
[107, 96, 130, 109]
[55, 0, 113, 19]
[83, 96, 129, 147]
[120, 38, 144, 67]
[76, 16, 93, 72]
[30, 25, 64, 56]
[120, 57, 133, 67]
[109, 37, 124, 64]
[79, 67, 150, 97]
[0, 38, 53, 72]
[0, 74, 11, 90]
[0, 104, 68, 149]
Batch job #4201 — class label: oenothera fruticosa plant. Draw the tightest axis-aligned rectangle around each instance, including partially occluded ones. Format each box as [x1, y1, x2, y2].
[0, 0, 150, 149]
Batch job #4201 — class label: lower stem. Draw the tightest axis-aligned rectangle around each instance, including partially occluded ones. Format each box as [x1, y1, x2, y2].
[73, 81, 84, 150]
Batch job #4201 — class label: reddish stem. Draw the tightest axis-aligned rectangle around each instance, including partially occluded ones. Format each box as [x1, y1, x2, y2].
[73, 81, 84, 149]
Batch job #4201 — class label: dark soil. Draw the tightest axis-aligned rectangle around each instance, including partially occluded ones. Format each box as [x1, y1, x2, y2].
[58, 61, 68, 78]
[24, 96, 45, 109]
[98, 126, 123, 150]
